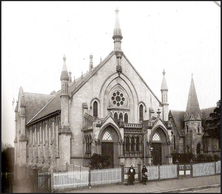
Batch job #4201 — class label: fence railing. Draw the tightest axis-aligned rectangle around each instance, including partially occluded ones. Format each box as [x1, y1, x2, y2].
[160, 164, 177, 179]
[216, 161, 221, 174]
[90, 168, 121, 185]
[192, 162, 215, 177]
[147, 165, 158, 180]
[52, 161, 221, 191]
[53, 170, 89, 189]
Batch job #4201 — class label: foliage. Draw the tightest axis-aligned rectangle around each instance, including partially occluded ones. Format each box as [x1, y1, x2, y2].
[89, 153, 111, 169]
[2, 147, 14, 173]
[172, 153, 194, 164]
[213, 154, 220, 161]
[205, 100, 221, 145]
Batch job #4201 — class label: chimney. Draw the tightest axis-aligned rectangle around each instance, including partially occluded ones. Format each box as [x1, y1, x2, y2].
[89, 54, 93, 72]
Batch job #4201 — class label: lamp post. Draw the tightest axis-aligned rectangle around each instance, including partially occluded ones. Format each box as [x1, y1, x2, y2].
[150, 146, 153, 165]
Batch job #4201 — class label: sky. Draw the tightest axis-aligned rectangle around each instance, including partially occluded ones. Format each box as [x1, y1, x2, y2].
[2, 1, 221, 146]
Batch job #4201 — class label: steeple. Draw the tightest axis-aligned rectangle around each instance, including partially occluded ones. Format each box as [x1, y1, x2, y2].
[161, 69, 168, 91]
[185, 74, 201, 121]
[60, 55, 69, 81]
[160, 69, 169, 121]
[112, 8, 123, 52]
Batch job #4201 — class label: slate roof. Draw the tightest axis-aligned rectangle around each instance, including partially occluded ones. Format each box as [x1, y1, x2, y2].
[23, 92, 53, 124]
[185, 76, 201, 118]
[27, 51, 115, 126]
[201, 107, 215, 121]
[169, 110, 185, 136]
[26, 49, 164, 126]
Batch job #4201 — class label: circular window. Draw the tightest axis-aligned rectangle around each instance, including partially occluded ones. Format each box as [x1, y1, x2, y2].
[111, 91, 125, 106]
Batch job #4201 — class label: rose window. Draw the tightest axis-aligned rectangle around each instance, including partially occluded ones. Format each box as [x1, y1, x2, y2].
[111, 91, 125, 106]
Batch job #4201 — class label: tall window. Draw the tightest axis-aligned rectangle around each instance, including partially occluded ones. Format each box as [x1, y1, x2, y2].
[186, 125, 189, 133]
[139, 104, 143, 122]
[136, 137, 139, 151]
[124, 113, 128, 123]
[197, 143, 201, 154]
[85, 135, 92, 156]
[114, 112, 118, 121]
[126, 137, 130, 152]
[131, 136, 135, 151]
[174, 135, 176, 150]
[119, 113, 123, 121]
[93, 101, 98, 118]
[198, 125, 200, 133]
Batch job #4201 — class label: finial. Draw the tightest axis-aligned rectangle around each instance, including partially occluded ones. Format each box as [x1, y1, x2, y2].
[191, 73, 193, 77]
[115, 7, 119, 14]
[163, 68, 166, 76]
[100, 57, 102, 62]
[63, 55, 66, 62]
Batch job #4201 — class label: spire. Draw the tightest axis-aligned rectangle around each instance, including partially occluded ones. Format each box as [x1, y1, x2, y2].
[112, 8, 123, 52]
[60, 55, 69, 81]
[161, 69, 168, 91]
[185, 74, 201, 121]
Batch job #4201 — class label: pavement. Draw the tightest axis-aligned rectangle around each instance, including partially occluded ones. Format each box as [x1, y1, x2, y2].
[64, 175, 221, 193]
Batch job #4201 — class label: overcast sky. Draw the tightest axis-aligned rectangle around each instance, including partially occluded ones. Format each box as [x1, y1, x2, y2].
[2, 1, 221, 146]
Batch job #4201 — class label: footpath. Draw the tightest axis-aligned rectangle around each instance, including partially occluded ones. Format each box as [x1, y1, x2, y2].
[65, 175, 221, 193]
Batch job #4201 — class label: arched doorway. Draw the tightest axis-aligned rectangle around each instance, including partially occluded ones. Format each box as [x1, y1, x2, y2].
[151, 127, 169, 165]
[101, 126, 119, 168]
[196, 143, 201, 154]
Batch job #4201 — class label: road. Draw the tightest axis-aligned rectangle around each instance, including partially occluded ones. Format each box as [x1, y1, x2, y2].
[181, 187, 220, 193]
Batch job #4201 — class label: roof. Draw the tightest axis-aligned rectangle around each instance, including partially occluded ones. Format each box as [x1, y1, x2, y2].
[201, 107, 215, 121]
[26, 48, 164, 126]
[185, 76, 201, 119]
[161, 69, 168, 90]
[27, 91, 60, 125]
[169, 110, 185, 136]
[23, 92, 53, 124]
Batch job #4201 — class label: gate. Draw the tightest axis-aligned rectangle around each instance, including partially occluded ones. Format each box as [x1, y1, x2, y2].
[178, 164, 192, 177]
[38, 172, 51, 193]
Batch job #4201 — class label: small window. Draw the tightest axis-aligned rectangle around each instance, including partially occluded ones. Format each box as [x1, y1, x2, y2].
[152, 133, 161, 142]
[93, 101, 98, 117]
[102, 131, 113, 141]
[124, 113, 128, 123]
[139, 104, 143, 121]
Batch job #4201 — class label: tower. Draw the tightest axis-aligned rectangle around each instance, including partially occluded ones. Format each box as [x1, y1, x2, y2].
[59, 55, 72, 170]
[161, 69, 169, 121]
[184, 74, 202, 154]
[113, 8, 123, 75]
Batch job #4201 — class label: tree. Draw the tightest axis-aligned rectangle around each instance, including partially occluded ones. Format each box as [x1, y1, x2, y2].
[205, 100, 221, 148]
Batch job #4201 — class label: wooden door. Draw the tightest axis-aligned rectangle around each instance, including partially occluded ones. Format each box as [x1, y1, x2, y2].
[102, 142, 114, 168]
[152, 143, 162, 165]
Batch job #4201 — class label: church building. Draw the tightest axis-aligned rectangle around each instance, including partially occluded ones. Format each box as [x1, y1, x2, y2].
[14, 9, 172, 177]
[14, 8, 219, 179]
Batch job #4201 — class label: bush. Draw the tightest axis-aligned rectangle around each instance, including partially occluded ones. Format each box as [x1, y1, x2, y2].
[89, 153, 111, 169]
[206, 155, 214, 162]
[213, 155, 220, 161]
[197, 154, 206, 163]
[172, 153, 194, 164]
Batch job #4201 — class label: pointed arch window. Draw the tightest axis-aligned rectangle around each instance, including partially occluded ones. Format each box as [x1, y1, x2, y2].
[136, 136, 140, 151]
[119, 113, 123, 121]
[124, 113, 128, 123]
[114, 112, 118, 121]
[139, 104, 143, 121]
[152, 132, 161, 142]
[126, 136, 130, 152]
[93, 101, 98, 118]
[131, 136, 135, 151]
[102, 131, 113, 141]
